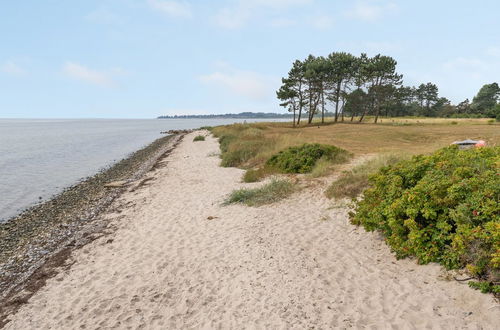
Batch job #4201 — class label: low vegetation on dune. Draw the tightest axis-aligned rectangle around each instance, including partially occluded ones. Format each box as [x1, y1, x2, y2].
[266, 143, 350, 174]
[213, 119, 499, 295]
[326, 154, 407, 199]
[212, 124, 352, 181]
[224, 179, 295, 207]
[350, 146, 500, 294]
[193, 135, 205, 141]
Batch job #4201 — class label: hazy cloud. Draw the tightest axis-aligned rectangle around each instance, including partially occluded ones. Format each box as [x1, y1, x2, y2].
[269, 17, 296, 27]
[486, 46, 500, 57]
[63, 62, 118, 87]
[345, 1, 398, 22]
[199, 65, 276, 102]
[443, 57, 488, 72]
[1, 61, 27, 76]
[310, 14, 334, 29]
[214, 0, 312, 29]
[147, 0, 192, 18]
[85, 7, 123, 24]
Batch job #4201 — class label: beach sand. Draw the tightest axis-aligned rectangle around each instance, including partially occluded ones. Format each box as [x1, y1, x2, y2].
[4, 131, 499, 329]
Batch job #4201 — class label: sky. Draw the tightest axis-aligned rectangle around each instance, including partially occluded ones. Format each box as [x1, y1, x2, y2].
[1, 0, 499, 118]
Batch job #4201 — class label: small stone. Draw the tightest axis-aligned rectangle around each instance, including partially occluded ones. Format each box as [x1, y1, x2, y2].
[104, 181, 128, 188]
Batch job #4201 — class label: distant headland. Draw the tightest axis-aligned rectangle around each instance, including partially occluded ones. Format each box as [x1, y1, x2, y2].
[157, 112, 295, 119]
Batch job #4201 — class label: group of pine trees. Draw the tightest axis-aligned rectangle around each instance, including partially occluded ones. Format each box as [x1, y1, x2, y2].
[277, 52, 500, 125]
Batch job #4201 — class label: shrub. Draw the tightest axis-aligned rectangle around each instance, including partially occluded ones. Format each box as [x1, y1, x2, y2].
[326, 154, 407, 199]
[224, 179, 295, 206]
[266, 143, 350, 174]
[193, 135, 205, 142]
[450, 121, 458, 125]
[350, 146, 500, 285]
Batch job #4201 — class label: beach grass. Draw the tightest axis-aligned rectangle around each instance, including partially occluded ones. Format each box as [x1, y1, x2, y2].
[212, 117, 499, 181]
[325, 153, 408, 199]
[193, 135, 205, 142]
[224, 179, 295, 206]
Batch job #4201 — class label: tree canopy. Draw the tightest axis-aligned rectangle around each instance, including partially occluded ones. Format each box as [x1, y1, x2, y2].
[277, 52, 500, 123]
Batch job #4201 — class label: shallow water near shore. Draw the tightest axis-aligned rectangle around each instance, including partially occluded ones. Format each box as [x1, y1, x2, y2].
[0, 118, 284, 221]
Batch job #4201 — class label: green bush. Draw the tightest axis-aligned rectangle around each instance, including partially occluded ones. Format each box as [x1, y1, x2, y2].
[193, 135, 205, 141]
[266, 143, 350, 174]
[350, 146, 500, 285]
[224, 179, 295, 206]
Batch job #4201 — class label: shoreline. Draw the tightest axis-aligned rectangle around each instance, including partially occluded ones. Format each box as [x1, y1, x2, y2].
[1, 130, 499, 329]
[0, 133, 184, 310]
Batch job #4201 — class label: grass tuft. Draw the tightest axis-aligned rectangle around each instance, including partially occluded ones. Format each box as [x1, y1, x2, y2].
[326, 153, 407, 199]
[243, 166, 277, 182]
[193, 135, 205, 142]
[224, 179, 295, 206]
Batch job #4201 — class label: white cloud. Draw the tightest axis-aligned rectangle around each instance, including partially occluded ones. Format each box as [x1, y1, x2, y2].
[345, 1, 397, 22]
[1, 61, 26, 76]
[147, 0, 192, 18]
[63, 62, 118, 87]
[214, 0, 312, 29]
[199, 65, 276, 102]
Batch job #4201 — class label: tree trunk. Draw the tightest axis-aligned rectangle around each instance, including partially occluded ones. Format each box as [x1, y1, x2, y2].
[293, 105, 296, 127]
[334, 82, 341, 123]
[359, 109, 367, 122]
[374, 105, 381, 123]
[340, 101, 345, 122]
[321, 91, 325, 123]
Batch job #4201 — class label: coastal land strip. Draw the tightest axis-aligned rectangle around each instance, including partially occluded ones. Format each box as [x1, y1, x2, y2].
[2, 130, 499, 329]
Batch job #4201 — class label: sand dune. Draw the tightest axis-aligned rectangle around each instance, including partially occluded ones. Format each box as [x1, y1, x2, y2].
[5, 131, 499, 329]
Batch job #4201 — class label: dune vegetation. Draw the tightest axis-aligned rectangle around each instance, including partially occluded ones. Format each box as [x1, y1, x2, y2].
[213, 118, 499, 295]
[224, 179, 295, 207]
[350, 146, 499, 294]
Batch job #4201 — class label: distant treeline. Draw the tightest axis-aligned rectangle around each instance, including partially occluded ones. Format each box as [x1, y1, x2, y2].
[277, 52, 500, 125]
[158, 112, 298, 119]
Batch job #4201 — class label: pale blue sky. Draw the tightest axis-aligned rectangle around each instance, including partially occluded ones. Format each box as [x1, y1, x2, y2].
[1, 0, 499, 118]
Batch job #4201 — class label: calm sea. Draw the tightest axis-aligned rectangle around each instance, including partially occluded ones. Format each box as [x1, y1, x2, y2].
[0, 118, 284, 221]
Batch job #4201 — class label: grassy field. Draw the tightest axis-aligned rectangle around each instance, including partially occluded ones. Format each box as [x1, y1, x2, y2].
[212, 117, 499, 171]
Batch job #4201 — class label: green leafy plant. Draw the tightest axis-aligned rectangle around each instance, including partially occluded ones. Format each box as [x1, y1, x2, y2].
[266, 143, 350, 174]
[193, 135, 205, 141]
[224, 179, 295, 206]
[350, 146, 500, 290]
[468, 281, 500, 294]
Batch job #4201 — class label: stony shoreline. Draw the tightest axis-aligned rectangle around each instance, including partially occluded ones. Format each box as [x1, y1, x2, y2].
[0, 133, 184, 308]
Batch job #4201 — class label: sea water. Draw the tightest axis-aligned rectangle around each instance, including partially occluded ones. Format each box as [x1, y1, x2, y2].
[0, 118, 284, 221]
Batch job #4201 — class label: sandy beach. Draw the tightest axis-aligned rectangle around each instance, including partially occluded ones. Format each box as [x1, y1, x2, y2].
[3, 131, 499, 329]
